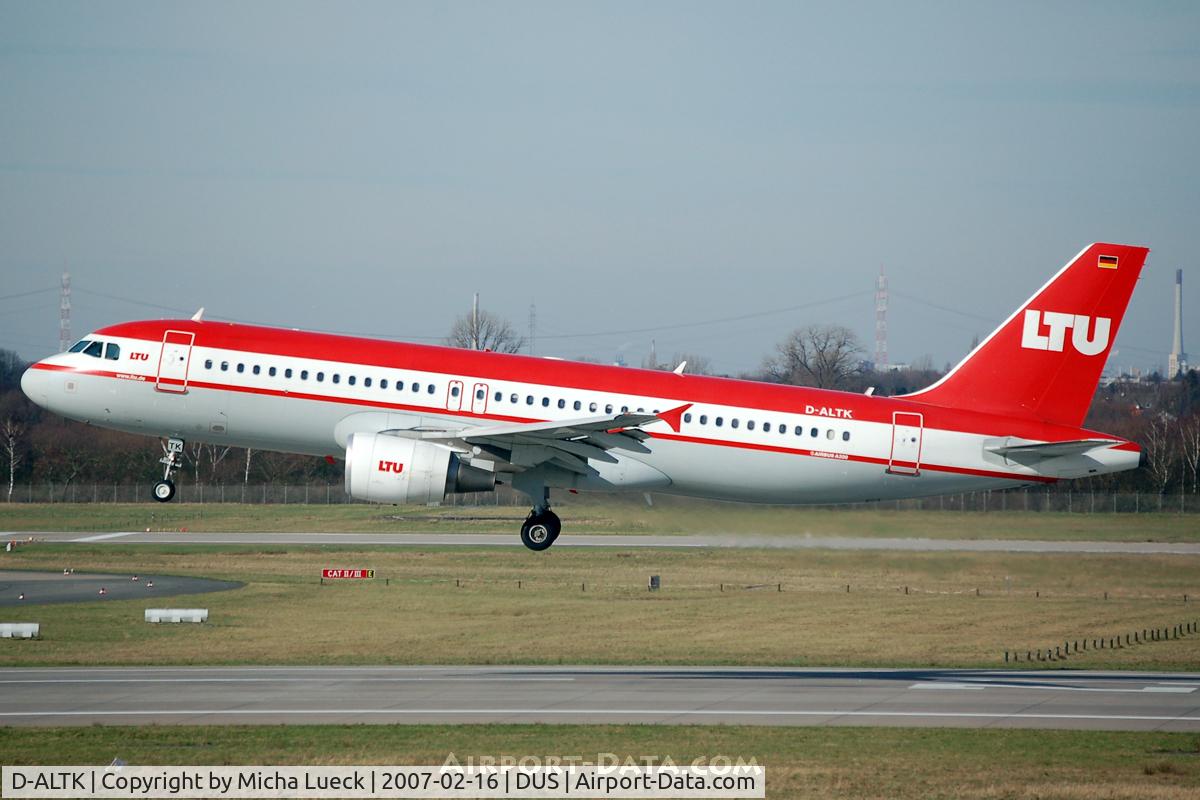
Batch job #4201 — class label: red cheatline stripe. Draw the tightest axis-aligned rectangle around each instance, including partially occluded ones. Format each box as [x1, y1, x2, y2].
[30, 363, 1057, 484]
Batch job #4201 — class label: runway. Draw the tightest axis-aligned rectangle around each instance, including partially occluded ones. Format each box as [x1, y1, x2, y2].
[1, 666, 1198, 730]
[14, 530, 1200, 554]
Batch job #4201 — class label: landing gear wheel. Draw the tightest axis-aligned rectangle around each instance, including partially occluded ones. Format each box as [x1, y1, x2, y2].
[152, 479, 176, 503]
[520, 510, 561, 551]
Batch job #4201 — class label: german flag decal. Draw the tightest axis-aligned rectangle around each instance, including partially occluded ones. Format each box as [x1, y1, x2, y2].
[1098, 254, 1119, 270]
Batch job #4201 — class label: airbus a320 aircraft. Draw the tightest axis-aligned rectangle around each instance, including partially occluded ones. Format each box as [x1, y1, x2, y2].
[21, 243, 1147, 550]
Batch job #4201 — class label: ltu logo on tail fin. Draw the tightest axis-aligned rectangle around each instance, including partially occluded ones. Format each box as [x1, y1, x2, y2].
[1021, 310, 1110, 355]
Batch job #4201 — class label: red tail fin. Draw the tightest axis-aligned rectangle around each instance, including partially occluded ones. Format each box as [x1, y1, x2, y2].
[904, 243, 1149, 427]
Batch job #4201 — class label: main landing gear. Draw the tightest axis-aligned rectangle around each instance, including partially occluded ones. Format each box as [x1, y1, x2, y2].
[153, 437, 185, 503]
[519, 486, 560, 551]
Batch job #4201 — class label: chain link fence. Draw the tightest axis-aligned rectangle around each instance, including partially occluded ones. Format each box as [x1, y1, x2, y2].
[4, 483, 1200, 512]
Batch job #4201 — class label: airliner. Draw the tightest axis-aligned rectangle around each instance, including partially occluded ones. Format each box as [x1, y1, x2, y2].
[21, 243, 1147, 550]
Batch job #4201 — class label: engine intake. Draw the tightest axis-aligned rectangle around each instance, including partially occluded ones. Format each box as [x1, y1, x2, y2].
[344, 433, 495, 505]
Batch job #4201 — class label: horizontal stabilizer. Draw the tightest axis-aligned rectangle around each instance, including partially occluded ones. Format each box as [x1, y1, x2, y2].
[987, 438, 1122, 459]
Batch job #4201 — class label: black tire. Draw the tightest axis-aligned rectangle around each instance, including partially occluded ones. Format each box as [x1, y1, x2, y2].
[520, 510, 561, 551]
[152, 480, 176, 503]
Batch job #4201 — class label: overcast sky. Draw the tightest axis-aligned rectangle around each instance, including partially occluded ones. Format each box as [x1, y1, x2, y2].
[1, 1, 1197, 376]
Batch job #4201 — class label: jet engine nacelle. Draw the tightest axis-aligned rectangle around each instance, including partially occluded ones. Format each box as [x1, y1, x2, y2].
[344, 432, 495, 505]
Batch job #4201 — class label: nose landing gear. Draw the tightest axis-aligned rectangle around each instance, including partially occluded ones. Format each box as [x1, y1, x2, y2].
[153, 438, 185, 503]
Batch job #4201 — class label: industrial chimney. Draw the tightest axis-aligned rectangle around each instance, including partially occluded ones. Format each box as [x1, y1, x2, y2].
[1169, 269, 1188, 378]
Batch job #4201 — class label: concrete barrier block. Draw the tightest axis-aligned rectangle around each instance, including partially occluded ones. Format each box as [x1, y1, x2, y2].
[0, 623, 40, 639]
[145, 608, 208, 623]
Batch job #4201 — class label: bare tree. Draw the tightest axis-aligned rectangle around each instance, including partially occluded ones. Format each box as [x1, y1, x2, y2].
[206, 443, 232, 482]
[244, 448, 254, 485]
[1179, 413, 1200, 495]
[657, 353, 713, 376]
[764, 325, 864, 390]
[447, 310, 526, 354]
[2, 418, 24, 502]
[188, 440, 204, 485]
[1142, 414, 1180, 495]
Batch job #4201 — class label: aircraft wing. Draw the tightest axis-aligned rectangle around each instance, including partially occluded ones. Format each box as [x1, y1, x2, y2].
[410, 404, 690, 475]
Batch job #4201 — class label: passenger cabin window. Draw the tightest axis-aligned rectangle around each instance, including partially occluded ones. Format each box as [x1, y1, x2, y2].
[412, 382, 420, 392]
[731, 419, 739, 429]
[842, 431, 851, 441]
[747, 420, 755, 431]
[285, 368, 293, 378]
[826, 429, 834, 440]
[380, 379, 388, 389]
[269, 367, 277, 377]
[364, 377, 372, 388]
[542, 397, 550, 407]
[204, 359, 213, 369]
[684, 413, 693, 423]
[451, 385, 460, 397]
[348, 376, 356, 386]
[715, 417, 723, 427]
[332, 374, 340, 384]
[83, 341, 104, 358]
[589, 402, 598, 412]
[810, 427, 818, 437]
[427, 384, 434, 394]
[317, 372, 325, 382]
[104, 343, 120, 360]
[252, 365, 260, 375]
[558, 399, 566, 409]
[477, 389, 486, 400]
[762, 422, 770, 432]
[300, 370, 309, 380]
[605, 404, 613, 414]
[237, 363, 245, 373]
[699, 415, 708, 424]
[510, 393, 519, 403]
[220, 361, 229, 371]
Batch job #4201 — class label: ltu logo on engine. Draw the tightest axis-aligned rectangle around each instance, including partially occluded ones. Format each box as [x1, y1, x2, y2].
[1020, 309, 1110, 356]
[377, 460, 405, 474]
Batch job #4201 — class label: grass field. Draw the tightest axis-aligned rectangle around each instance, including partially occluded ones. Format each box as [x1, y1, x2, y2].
[2, 500, 1199, 541]
[2, 725, 1199, 799]
[2, 543, 1198, 669]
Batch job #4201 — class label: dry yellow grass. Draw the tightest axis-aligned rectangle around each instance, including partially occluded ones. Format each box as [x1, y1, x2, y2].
[2, 725, 1198, 799]
[1, 545, 1198, 668]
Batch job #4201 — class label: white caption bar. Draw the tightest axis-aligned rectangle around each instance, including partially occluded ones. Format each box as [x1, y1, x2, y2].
[2, 766, 765, 799]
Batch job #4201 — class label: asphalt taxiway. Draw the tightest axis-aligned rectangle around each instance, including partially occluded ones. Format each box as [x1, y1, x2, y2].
[13, 530, 1200, 554]
[0, 570, 241, 607]
[1, 666, 1198, 731]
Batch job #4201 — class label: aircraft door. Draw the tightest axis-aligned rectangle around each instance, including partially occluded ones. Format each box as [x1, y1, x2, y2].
[156, 330, 194, 394]
[888, 411, 923, 475]
[446, 379, 464, 412]
[471, 383, 489, 415]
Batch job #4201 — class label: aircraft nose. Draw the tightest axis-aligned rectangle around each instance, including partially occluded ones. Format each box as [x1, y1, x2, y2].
[20, 364, 48, 407]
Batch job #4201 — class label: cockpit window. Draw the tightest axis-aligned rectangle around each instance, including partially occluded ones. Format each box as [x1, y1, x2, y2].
[104, 343, 120, 361]
[82, 341, 104, 358]
[68, 340, 91, 353]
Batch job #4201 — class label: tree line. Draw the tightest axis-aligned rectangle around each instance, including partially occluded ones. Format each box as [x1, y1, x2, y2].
[3, 317, 1199, 500]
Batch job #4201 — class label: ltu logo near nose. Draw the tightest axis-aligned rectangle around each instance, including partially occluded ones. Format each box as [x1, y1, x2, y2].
[1021, 309, 1110, 355]
[377, 460, 404, 474]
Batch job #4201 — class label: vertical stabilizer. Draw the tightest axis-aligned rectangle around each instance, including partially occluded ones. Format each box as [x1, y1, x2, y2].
[904, 243, 1149, 427]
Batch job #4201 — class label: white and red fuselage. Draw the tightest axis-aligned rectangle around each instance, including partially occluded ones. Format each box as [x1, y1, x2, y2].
[20, 242, 1148, 542]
